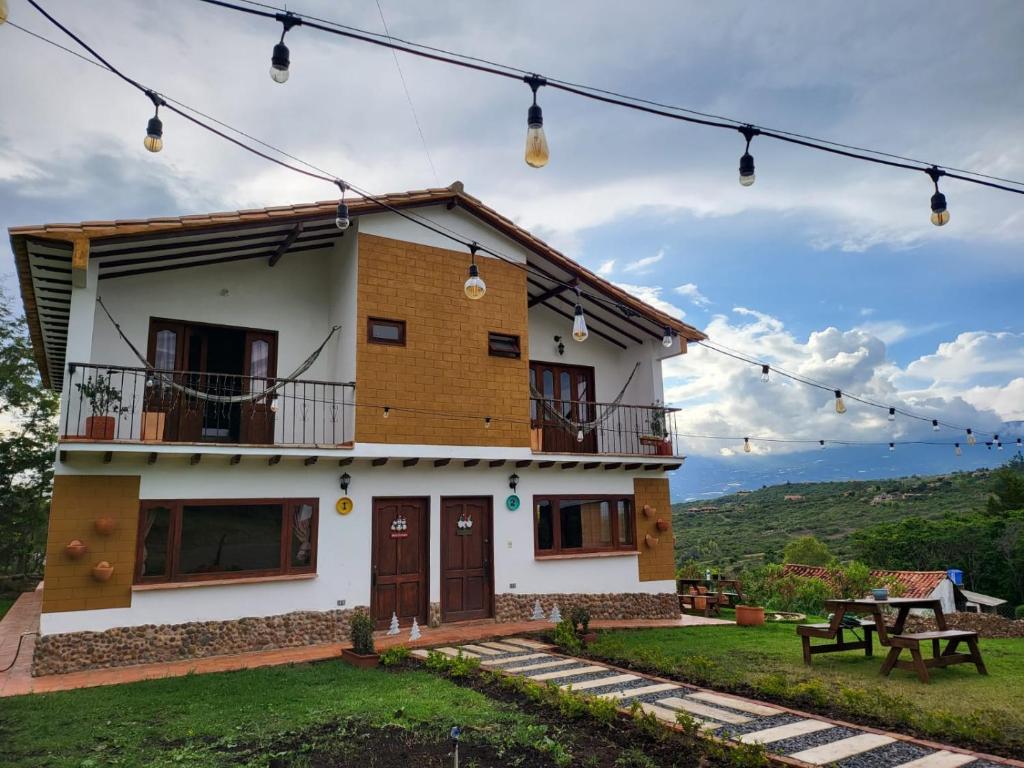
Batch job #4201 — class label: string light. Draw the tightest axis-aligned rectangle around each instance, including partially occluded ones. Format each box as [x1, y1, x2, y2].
[484, 417, 491, 428]
[834, 390, 847, 414]
[463, 243, 486, 300]
[334, 181, 350, 230]
[383, 406, 390, 418]
[819, 439, 826, 449]
[1, 1, 9, 25]
[738, 125, 758, 186]
[1017, 438, 1022, 450]
[572, 289, 589, 342]
[996, 435, 1004, 451]
[889, 442, 895, 452]
[143, 90, 164, 153]
[661, 327, 674, 349]
[955, 443, 962, 456]
[744, 437, 751, 453]
[524, 75, 549, 168]
[888, 407, 896, 421]
[927, 166, 950, 226]
[932, 419, 940, 432]
[269, 12, 301, 83]
[576, 429, 585, 443]
[967, 428, 976, 446]
[760, 364, 770, 383]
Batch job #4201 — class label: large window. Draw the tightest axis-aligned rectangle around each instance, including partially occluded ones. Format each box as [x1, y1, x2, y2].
[136, 499, 317, 584]
[534, 495, 635, 555]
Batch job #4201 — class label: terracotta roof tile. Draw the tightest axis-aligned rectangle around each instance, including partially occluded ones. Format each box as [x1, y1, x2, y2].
[782, 564, 947, 598]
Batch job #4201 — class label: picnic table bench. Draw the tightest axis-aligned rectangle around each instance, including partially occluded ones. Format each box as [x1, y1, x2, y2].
[796, 597, 988, 683]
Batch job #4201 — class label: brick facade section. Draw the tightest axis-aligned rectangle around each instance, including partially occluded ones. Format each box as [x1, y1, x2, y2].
[354, 233, 531, 447]
[633, 477, 675, 582]
[41, 475, 141, 613]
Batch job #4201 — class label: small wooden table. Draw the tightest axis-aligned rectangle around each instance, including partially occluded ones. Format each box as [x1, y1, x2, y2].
[824, 597, 948, 646]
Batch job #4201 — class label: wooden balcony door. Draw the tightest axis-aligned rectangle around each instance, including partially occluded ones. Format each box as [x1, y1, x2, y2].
[440, 497, 493, 622]
[371, 498, 429, 629]
[145, 319, 277, 443]
[529, 361, 598, 453]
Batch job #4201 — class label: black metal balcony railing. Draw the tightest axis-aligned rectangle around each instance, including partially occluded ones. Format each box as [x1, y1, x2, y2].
[62, 363, 355, 447]
[530, 398, 680, 456]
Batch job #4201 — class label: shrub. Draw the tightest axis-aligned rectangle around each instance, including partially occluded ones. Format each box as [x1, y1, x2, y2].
[1015, 604, 1024, 619]
[348, 610, 375, 656]
[552, 617, 582, 655]
[379, 645, 410, 667]
[570, 605, 591, 635]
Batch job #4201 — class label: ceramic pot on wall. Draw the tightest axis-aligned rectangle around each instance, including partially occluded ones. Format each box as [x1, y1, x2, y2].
[64, 540, 87, 560]
[92, 561, 115, 582]
[94, 517, 116, 536]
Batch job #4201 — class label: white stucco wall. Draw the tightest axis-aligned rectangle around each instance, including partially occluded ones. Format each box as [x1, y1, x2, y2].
[41, 459, 673, 635]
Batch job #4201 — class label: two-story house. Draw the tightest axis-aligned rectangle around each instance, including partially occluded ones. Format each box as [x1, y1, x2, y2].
[11, 182, 705, 675]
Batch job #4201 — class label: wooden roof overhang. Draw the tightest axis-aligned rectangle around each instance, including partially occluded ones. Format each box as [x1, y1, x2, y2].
[11, 182, 705, 390]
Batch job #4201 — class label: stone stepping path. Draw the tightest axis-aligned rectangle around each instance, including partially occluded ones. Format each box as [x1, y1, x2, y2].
[415, 638, 1022, 768]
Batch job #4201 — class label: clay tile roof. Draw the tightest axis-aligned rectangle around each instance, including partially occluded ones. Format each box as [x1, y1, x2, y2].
[782, 564, 948, 598]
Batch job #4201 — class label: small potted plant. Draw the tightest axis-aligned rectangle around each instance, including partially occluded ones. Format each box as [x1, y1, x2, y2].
[570, 605, 597, 644]
[76, 374, 128, 440]
[735, 604, 766, 627]
[639, 402, 673, 456]
[342, 610, 379, 668]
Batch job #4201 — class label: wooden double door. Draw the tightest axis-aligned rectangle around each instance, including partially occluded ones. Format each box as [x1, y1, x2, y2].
[370, 497, 493, 628]
[530, 361, 598, 453]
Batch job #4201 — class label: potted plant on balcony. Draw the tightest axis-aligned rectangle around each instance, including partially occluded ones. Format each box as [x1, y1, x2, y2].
[639, 401, 673, 456]
[342, 610, 379, 668]
[76, 374, 128, 440]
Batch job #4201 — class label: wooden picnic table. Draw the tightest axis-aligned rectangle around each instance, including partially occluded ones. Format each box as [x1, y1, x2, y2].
[824, 597, 947, 645]
[677, 579, 742, 617]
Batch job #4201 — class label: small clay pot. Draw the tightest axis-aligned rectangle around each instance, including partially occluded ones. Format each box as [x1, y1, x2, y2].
[65, 539, 88, 560]
[644, 533, 659, 548]
[94, 517, 116, 536]
[641, 504, 655, 518]
[655, 518, 671, 532]
[92, 561, 115, 582]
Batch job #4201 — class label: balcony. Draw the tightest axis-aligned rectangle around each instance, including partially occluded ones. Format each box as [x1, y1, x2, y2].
[530, 398, 680, 457]
[61, 363, 355, 448]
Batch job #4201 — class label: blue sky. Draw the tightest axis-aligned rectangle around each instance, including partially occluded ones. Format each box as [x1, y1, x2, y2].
[1, 1, 1022, 494]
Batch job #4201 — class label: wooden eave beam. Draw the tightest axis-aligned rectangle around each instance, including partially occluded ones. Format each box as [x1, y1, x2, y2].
[602, 463, 622, 470]
[189, 454, 201, 465]
[338, 458, 354, 466]
[463, 459, 480, 468]
[583, 462, 600, 470]
[403, 458, 420, 468]
[560, 462, 579, 470]
[488, 459, 506, 468]
[372, 457, 388, 467]
[528, 282, 571, 307]
[304, 456, 319, 466]
[643, 463, 662, 471]
[434, 458, 451, 467]
[538, 461, 555, 469]
[624, 463, 642, 470]
[230, 454, 242, 465]
[663, 462, 683, 471]
[71, 238, 89, 289]
[268, 222, 305, 267]
[269, 455, 282, 466]
[147, 452, 158, 465]
[102, 451, 112, 464]
[515, 460, 532, 468]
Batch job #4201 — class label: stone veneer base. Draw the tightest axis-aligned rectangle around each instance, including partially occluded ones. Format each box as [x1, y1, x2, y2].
[494, 592, 679, 623]
[32, 607, 366, 677]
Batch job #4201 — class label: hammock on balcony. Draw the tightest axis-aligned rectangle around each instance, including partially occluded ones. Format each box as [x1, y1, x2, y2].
[529, 361, 643, 436]
[96, 295, 340, 405]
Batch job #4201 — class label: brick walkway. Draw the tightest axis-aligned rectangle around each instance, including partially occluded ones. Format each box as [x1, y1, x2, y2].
[0, 592, 727, 697]
[419, 639, 1024, 768]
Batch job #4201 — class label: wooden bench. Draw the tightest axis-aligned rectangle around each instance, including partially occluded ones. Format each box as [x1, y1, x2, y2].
[679, 586, 729, 617]
[797, 617, 876, 665]
[879, 630, 987, 683]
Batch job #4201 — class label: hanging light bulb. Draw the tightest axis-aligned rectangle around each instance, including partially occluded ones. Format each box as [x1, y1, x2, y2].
[572, 290, 589, 342]
[1017, 438, 1022, 450]
[0, 0, 8, 24]
[662, 327, 674, 349]
[932, 419, 940, 432]
[523, 75, 549, 168]
[967, 428, 976, 447]
[744, 437, 752, 453]
[927, 166, 950, 226]
[143, 91, 164, 153]
[834, 390, 847, 414]
[270, 12, 301, 83]
[819, 439, 826, 450]
[576, 429, 585, 443]
[889, 442, 896, 452]
[383, 406, 390, 419]
[761, 364, 770, 383]
[888, 407, 896, 422]
[270, 398, 279, 413]
[334, 181, 350, 230]
[464, 243, 486, 300]
[738, 125, 759, 186]
[955, 443, 962, 456]
[484, 417, 492, 429]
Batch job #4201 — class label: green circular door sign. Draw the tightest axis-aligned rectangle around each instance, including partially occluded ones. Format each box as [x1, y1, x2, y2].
[505, 494, 521, 511]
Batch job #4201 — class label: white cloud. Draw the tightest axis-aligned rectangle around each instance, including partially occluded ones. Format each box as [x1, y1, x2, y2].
[664, 309, 1019, 457]
[853, 320, 947, 345]
[674, 282, 711, 307]
[622, 249, 665, 274]
[614, 283, 686, 319]
[596, 259, 616, 276]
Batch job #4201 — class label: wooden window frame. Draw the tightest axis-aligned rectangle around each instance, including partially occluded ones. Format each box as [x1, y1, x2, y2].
[134, 497, 319, 585]
[533, 494, 636, 556]
[367, 317, 407, 347]
[488, 332, 521, 359]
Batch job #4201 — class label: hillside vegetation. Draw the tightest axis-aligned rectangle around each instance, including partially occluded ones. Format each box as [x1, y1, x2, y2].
[672, 468, 995, 570]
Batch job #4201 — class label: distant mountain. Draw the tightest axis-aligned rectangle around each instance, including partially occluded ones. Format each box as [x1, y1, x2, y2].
[670, 466, 999, 570]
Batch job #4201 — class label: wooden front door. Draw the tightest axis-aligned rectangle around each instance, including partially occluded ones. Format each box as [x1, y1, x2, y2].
[371, 497, 429, 628]
[529, 361, 598, 453]
[440, 497, 493, 623]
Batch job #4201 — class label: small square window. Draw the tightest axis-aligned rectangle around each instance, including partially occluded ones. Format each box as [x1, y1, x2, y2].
[488, 332, 520, 358]
[368, 317, 406, 346]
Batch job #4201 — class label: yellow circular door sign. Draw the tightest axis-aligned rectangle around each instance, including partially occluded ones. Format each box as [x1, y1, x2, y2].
[336, 497, 354, 515]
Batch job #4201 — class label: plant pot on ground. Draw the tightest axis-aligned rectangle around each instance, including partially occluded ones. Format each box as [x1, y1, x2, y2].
[76, 374, 128, 441]
[342, 610, 380, 668]
[735, 604, 765, 627]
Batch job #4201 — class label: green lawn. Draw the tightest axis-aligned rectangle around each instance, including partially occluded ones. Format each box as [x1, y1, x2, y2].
[0, 660, 545, 767]
[0, 597, 14, 620]
[587, 620, 1024, 755]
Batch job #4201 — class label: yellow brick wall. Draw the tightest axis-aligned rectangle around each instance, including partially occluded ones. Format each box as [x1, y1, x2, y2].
[634, 477, 675, 582]
[42, 475, 141, 613]
[355, 233, 531, 447]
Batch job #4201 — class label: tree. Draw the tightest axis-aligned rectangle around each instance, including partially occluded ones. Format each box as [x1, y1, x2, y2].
[988, 456, 1024, 513]
[783, 535, 833, 566]
[0, 289, 58, 577]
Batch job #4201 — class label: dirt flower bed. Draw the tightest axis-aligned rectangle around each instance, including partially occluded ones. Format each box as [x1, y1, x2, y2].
[902, 612, 1024, 638]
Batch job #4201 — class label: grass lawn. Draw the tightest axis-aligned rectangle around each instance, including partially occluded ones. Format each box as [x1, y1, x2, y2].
[0, 597, 14, 620]
[587, 618, 1024, 755]
[0, 660, 553, 768]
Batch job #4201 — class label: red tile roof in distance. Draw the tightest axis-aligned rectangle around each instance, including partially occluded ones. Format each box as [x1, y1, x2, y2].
[782, 564, 947, 599]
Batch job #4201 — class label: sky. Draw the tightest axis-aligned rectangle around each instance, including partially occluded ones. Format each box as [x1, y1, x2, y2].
[1, 1, 1022, 494]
